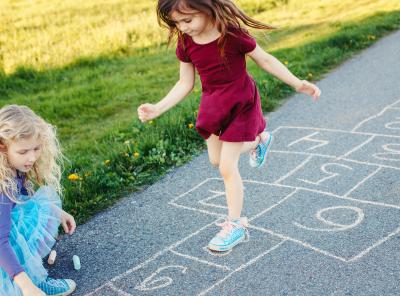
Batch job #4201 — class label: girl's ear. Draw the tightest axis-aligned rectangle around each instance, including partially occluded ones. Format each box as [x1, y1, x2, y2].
[0, 140, 7, 153]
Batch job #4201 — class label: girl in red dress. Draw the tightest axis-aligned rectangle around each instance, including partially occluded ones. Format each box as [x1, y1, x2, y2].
[138, 0, 321, 252]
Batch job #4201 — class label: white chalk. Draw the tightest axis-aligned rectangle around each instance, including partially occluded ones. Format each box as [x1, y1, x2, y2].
[47, 250, 57, 265]
[72, 255, 81, 270]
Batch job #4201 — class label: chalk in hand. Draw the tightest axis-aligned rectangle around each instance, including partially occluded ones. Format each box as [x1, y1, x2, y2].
[72, 255, 81, 270]
[47, 250, 57, 265]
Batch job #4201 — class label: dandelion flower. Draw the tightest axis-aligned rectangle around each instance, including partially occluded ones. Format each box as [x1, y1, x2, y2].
[188, 123, 194, 129]
[284, 61, 289, 65]
[134, 152, 140, 158]
[104, 159, 110, 165]
[68, 173, 80, 181]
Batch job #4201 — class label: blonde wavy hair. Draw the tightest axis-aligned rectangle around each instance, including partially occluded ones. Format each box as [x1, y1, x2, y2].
[0, 105, 63, 202]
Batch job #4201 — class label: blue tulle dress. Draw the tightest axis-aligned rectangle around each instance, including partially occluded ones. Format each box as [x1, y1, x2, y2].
[0, 185, 62, 296]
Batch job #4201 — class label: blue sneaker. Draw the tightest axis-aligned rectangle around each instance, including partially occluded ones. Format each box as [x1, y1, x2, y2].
[207, 218, 248, 252]
[249, 132, 274, 168]
[38, 277, 76, 296]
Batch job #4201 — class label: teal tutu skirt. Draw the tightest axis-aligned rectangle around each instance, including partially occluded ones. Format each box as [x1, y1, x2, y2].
[0, 186, 62, 296]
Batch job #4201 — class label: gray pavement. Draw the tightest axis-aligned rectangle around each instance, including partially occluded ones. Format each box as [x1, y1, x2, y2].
[51, 30, 400, 296]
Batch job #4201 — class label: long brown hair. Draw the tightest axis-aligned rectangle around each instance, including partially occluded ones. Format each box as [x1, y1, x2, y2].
[157, 0, 275, 56]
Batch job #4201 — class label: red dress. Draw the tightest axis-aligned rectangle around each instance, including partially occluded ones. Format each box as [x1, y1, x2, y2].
[176, 26, 266, 142]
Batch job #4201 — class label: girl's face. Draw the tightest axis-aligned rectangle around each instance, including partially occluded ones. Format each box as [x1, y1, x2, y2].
[7, 136, 42, 175]
[170, 9, 212, 37]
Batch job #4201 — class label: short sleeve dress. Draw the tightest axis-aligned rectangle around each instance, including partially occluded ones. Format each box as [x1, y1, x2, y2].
[176, 26, 266, 142]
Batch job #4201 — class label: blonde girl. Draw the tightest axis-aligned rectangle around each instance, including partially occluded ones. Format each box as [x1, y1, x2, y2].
[0, 105, 76, 296]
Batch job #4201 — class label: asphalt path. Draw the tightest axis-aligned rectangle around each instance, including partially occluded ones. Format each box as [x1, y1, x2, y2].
[51, 29, 400, 296]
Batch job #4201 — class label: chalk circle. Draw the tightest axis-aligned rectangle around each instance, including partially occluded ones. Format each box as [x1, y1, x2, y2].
[135, 265, 188, 291]
[294, 206, 364, 232]
[385, 118, 400, 130]
[373, 144, 400, 161]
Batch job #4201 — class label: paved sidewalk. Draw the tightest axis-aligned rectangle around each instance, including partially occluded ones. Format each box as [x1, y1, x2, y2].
[51, 30, 400, 296]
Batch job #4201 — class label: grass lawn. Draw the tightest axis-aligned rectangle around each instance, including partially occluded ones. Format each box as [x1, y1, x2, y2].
[1, 0, 399, 223]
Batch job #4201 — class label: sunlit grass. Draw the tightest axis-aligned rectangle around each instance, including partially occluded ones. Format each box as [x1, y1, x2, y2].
[1, 0, 399, 73]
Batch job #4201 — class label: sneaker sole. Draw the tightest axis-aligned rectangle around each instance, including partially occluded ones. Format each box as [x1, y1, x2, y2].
[207, 235, 245, 252]
[256, 134, 274, 169]
[51, 280, 76, 296]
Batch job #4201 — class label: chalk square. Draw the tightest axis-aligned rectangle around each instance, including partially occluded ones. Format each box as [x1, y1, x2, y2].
[355, 107, 400, 136]
[239, 151, 313, 184]
[171, 222, 283, 270]
[276, 157, 378, 196]
[344, 136, 400, 169]
[111, 251, 227, 295]
[347, 167, 400, 207]
[251, 190, 400, 261]
[271, 127, 371, 157]
[171, 178, 294, 217]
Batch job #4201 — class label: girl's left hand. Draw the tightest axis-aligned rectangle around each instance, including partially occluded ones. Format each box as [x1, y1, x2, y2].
[295, 80, 321, 101]
[60, 210, 76, 235]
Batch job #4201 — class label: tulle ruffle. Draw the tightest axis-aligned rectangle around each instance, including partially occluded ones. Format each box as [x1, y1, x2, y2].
[0, 186, 61, 295]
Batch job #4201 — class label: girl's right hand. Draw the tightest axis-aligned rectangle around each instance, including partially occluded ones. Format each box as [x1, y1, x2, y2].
[137, 103, 161, 123]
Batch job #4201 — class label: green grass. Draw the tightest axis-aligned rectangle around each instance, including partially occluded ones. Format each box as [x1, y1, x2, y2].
[1, 0, 400, 223]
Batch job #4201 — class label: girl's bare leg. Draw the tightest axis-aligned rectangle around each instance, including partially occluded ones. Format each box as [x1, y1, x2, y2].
[219, 141, 245, 219]
[206, 134, 223, 167]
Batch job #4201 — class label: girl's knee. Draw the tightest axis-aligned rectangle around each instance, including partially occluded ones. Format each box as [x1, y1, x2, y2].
[208, 156, 219, 167]
[218, 161, 236, 178]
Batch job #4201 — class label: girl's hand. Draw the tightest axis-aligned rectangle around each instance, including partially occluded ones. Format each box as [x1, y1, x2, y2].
[137, 103, 161, 122]
[295, 80, 321, 101]
[61, 210, 76, 235]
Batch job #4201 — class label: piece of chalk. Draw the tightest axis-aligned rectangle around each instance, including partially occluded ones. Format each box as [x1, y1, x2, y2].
[47, 250, 57, 265]
[72, 255, 81, 270]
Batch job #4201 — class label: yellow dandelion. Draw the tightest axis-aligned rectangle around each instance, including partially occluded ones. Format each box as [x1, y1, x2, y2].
[134, 152, 140, 158]
[68, 173, 79, 181]
[308, 73, 313, 78]
[284, 61, 289, 65]
[104, 159, 110, 165]
[188, 123, 194, 129]
[149, 120, 154, 125]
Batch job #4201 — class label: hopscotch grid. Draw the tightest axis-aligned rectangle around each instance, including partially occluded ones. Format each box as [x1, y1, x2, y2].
[87, 100, 400, 295]
[341, 157, 400, 171]
[198, 190, 228, 209]
[106, 283, 133, 296]
[169, 249, 231, 271]
[352, 97, 400, 132]
[274, 155, 314, 184]
[198, 240, 287, 296]
[349, 227, 400, 262]
[343, 167, 381, 197]
[172, 178, 400, 216]
[274, 122, 400, 139]
[248, 225, 348, 263]
[84, 220, 220, 296]
[271, 149, 400, 171]
[336, 135, 375, 159]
